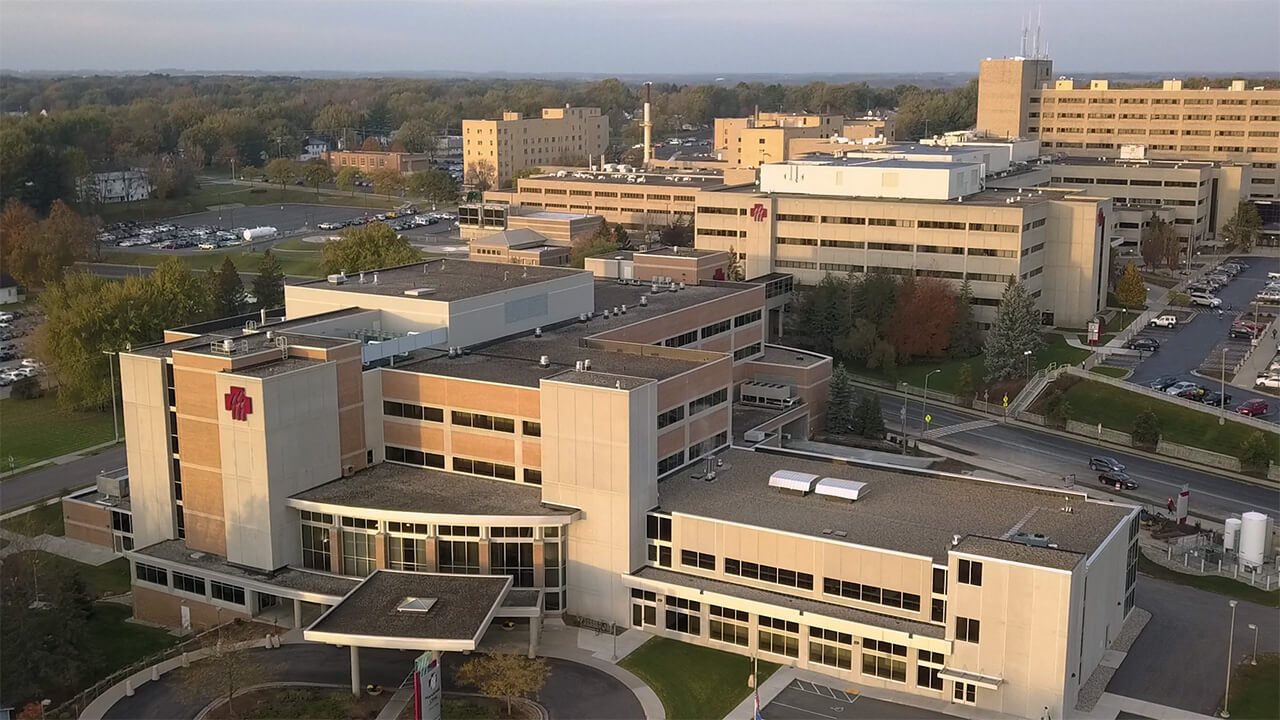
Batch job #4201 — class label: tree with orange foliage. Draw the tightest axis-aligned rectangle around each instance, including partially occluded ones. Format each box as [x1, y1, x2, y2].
[888, 277, 958, 362]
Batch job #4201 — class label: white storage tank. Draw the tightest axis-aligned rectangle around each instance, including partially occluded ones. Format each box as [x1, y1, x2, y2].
[1238, 512, 1268, 570]
[1224, 517, 1242, 552]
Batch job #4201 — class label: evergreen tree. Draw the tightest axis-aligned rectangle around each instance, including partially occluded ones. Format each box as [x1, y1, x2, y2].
[955, 363, 974, 404]
[983, 278, 1044, 382]
[210, 256, 246, 317]
[826, 364, 855, 433]
[1114, 261, 1147, 309]
[858, 393, 886, 439]
[947, 279, 983, 359]
[725, 245, 745, 281]
[1131, 410, 1161, 447]
[252, 250, 286, 309]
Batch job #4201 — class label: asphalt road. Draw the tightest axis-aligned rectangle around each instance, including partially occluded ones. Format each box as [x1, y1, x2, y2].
[1106, 575, 1279, 716]
[1127, 257, 1280, 422]
[762, 678, 960, 720]
[0, 444, 126, 511]
[878, 394, 1279, 520]
[102, 644, 642, 720]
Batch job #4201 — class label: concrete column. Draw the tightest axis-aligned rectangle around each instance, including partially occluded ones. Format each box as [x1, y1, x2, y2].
[293, 598, 303, 629]
[350, 645, 361, 697]
[375, 532, 388, 570]
[529, 618, 540, 659]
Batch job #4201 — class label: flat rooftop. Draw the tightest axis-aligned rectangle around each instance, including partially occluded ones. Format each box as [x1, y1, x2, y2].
[656, 447, 1133, 567]
[953, 535, 1083, 572]
[1046, 156, 1220, 170]
[637, 247, 724, 259]
[133, 328, 355, 359]
[289, 461, 578, 519]
[756, 345, 827, 368]
[517, 210, 597, 221]
[529, 171, 725, 188]
[306, 571, 509, 646]
[134, 539, 359, 598]
[777, 157, 982, 171]
[292, 259, 588, 303]
[634, 566, 943, 638]
[711, 184, 1080, 208]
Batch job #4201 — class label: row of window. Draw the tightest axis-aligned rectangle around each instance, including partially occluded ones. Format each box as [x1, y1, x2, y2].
[688, 388, 728, 417]
[776, 239, 1021, 257]
[822, 577, 923, 612]
[689, 431, 728, 460]
[725, 558, 815, 590]
[136, 563, 246, 604]
[384, 402, 540, 437]
[733, 343, 763, 361]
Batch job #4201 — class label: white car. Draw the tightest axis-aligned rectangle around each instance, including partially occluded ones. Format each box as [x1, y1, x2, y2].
[1257, 290, 1280, 304]
[1256, 374, 1280, 389]
[1149, 315, 1178, 328]
[0, 312, 13, 323]
[1268, 271, 1280, 280]
[1189, 293, 1222, 308]
[20, 358, 42, 368]
[1165, 381, 1199, 396]
[198, 242, 217, 250]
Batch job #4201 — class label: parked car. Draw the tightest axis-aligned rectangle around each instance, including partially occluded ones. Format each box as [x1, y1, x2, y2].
[1149, 315, 1178, 328]
[1229, 326, 1258, 340]
[1099, 471, 1138, 490]
[1237, 399, 1270, 417]
[1089, 456, 1126, 473]
[1199, 391, 1232, 408]
[1175, 385, 1206, 400]
[1257, 374, 1280, 389]
[20, 358, 42, 368]
[1127, 337, 1160, 352]
[1148, 375, 1180, 391]
[1165, 381, 1199, 396]
[1256, 289, 1280, 304]
[1189, 292, 1222, 308]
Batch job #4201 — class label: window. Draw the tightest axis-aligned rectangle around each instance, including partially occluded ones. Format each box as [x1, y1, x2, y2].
[663, 330, 699, 348]
[135, 562, 168, 586]
[917, 244, 964, 255]
[384, 400, 444, 422]
[967, 248, 1017, 258]
[954, 682, 977, 704]
[775, 260, 817, 270]
[932, 598, 946, 623]
[733, 343, 762, 361]
[956, 616, 980, 643]
[210, 581, 245, 605]
[727, 558, 813, 590]
[861, 638, 908, 682]
[523, 468, 542, 485]
[646, 515, 672, 541]
[776, 213, 816, 223]
[452, 457, 517, 481]
[438, 525, 481, 537]
[664, 597, 701, 635]
[521, 421, 541, 437]
[868, 217, 914, 228]
[821, 215, 865, 225]
[491, 540, 535, 587]
[758, 615, 800, 657]
[809, 627, 854, 669]
[657, 405, 684, 429]
[867, 241, 912, 251]
[932, 567, 947, 594]
[657, 451, 685, 475]
[438, 540, 481, 574]
[701, 319, 731, 339]
[958, 559, 983, 586]
[631, 589, 658, 627]
[388, 536, 429, 571]
[680, 550, 716, 571]
[734, 310, 762, 327]
[342, 531, 377, 577]
[707, 605, 749, 645]
[967, 223, 1019, 233]
[688, 388, 728, 416]
[385, 446, 446, 469]
[917, 649, 946, 690]
[451, 411, 515, 433]
[301, 524, 331, 570]
[822, 577, 919, 611]
[688, 432, 727, 460]
[172, 571, 205, 596]
[112, 510, 133, 534]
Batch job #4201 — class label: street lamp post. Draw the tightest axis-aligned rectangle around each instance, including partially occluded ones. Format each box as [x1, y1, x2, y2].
[1222, 599, 1238, 718]
[922, 369, 941, 433]
[102, 350, 120, 443]
[1023, 349, 1033, 377]
[899, 382, 910, 450]
[1220, 347, 1227, 426]
[1247, 623, 1258, 665]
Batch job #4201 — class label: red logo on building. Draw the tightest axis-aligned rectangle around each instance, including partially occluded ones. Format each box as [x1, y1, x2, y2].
[1096, 208, 1106, 227]
[224, 386, 253, 421]
[749, 203, 768, 222]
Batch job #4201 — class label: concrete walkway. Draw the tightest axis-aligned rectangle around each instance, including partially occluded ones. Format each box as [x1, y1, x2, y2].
[0, 525, 120, 565]
[536, 621, 665, 720]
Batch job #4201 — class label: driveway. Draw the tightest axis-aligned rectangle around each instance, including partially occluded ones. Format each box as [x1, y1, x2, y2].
[103, 643, 644, 720]
[1, 444, 126, 511]
[762, 678, 960, 720]
[1105, 575, 1279, 716]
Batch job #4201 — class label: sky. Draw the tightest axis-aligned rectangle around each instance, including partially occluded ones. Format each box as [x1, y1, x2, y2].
[1, 0, 1277, 76]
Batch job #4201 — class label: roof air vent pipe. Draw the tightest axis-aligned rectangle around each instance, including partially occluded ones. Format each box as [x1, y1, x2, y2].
[359, 272, 366, 284]
[534, 327, 543, 337]
[640, 295, 648, 306]
[575, 360, 584, 371]
[448, 347, 457, 358]
[260, 308, 267, 324]
[620, 304, 627, 314]
[583, 359, 592, 370]
[613, 306, 620, 316]
[372, 273, 379, 285]
[951, 534, 962, 547]
[539, 355, 550, 368]
[603, 308, 611, 319]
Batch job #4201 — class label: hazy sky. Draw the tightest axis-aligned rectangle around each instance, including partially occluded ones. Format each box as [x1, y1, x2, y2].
[1, 0, 1277, 75]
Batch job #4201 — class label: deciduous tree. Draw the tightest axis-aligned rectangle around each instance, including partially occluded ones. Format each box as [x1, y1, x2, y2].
[1, 199, 94, 288]
[658, 216, 692, 247]
[264, 157, 297, 193]
[465, 159, 496, 193]
[1114, 261, 1147, 308]
[406, 169, 459, 205]
[1220, 201, 1262, 251]
[252, 250, 286, 309]
[888, 277, 956, 362]
[302, 160, 334, 198]
[335, 167, 363, 196]
[983, 278, 1044, 382]
[177, 634, 275, 718]
[1131, 410, 1160, 448]
[394, 118, 438, 156]
[367, 166, 404, 199]
[320, 222, 420, 275]
[1139, 216, 1179, 270]
[1238, 431, 1274, 471]
[569, 223, 620, 268]
[725, 245, 744, 281]
[455, 653, 550, 716]
[360, 136, 383, 152]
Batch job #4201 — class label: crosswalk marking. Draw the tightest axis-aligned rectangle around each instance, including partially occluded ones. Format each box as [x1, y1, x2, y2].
[790, 679, 859, 704]
[919, 418, 996, 439]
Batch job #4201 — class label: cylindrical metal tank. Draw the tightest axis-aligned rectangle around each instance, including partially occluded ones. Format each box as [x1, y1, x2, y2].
[1224, 517, 1242, 552]
[1238, 512, 1268, 569]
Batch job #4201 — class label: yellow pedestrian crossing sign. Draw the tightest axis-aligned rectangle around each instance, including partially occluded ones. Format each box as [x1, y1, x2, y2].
[924, 414, 932, 425]
[1002, 394, 1009, 408]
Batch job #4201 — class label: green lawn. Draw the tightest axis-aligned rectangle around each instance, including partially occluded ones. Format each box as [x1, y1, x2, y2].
[86, 603, 180, 681]
[1227, 654, 1280, 719]
[619, 637, 779, 720]
[0, 395, 116, 469]
[1, 502, 65, 536]
[95, 184, 397, 222]
[102, 244, 330, 278]
[1139, 555, 1279, 608]
[859, 334, 1091, 395]
[1055, 379, 1280, 465]
[18, 553, 133, 597]
[1089, 366, 1130, 378]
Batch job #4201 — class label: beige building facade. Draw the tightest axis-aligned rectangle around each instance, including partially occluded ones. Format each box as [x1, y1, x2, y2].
[715, 113, 845, 168]
[463, 106, 609, 188]
[977, 57, 1280, 200]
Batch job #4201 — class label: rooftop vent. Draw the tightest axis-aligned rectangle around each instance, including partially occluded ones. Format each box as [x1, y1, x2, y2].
[1011, 532, 1056, 548]
[813, 477, 868, 503]
[583, 359, 592, 370]
[539, 355, 550, 368]
[534, 327, 543, 338]
[404, 287, 436, 297]
[396, 597, 438, 614]
[768, 469, 820, 495]
[327, 273, 347, 285]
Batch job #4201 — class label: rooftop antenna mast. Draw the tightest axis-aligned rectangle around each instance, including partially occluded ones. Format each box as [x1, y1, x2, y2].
[1020, 14, 1028, 57]
[1033, 6, 1043, 59]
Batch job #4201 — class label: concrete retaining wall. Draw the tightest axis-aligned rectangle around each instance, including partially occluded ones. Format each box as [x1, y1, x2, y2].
[1156, 440, 1243, 472]
[1066, 420, 1134, 446]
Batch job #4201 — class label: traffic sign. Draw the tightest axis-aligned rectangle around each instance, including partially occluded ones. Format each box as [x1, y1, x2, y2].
[924, 414, 932, 425]
[1002, 394, 1009, 408]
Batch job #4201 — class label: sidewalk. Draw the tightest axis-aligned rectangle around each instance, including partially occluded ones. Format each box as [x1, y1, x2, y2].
[536, 621, 665, 720]
[0, 525, 119, 565]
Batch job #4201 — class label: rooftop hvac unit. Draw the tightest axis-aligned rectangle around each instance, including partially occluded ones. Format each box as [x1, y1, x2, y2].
[1011, 532, 1055, 548]
[404, 287, 436, 297]
[813, 477, 867, 503]
[327, 273, 347, 285]
[743, 430, 767, 443]
[768, 470, 820, 495]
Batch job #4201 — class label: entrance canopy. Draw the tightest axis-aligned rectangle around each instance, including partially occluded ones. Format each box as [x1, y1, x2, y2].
[305, 570, 513, 651]
[937, 667, 1003, 690]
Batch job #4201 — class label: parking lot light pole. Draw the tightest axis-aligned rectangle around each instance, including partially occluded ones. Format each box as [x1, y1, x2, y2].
[1220, 348, 1227, 425]
[1247, 623, 1258, 665]
[1222, 599, 1238, 718]
[101, 350, 120, 443]
[1023, 350, 1033, 377]
[922, 370, 941, 432]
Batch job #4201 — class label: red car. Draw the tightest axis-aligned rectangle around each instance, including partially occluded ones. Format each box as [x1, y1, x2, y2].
[1236, 399, 1270, 417]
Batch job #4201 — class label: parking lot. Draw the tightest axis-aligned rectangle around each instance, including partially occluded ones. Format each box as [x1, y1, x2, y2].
[1121, 257, 1279, 423]
[761, 679, 960, 720]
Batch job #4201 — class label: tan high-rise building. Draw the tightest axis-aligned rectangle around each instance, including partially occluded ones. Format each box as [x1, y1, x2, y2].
[977, 57, 1280, 200]
[715, 112, 845, 167]
[463, 106, 609, 189]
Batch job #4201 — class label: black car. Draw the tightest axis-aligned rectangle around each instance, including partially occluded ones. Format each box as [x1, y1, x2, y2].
[1148, 375, 1180, 391]
[1229, 327, 1257, 340]
[1089, 456, 1126, 473]
[1127, 338, 1160, 352]
[1100, 471, 1138, 490]
[1199, 391, 1233, 407]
